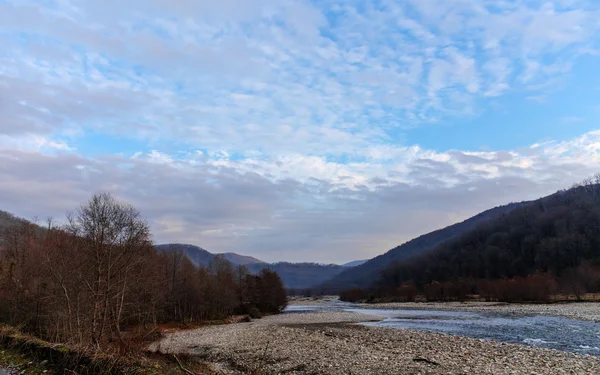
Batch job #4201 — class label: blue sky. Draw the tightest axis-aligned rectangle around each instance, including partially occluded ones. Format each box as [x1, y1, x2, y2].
[1, 0, 600, 263]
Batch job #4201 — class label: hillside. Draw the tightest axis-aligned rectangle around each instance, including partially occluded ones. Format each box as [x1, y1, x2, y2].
[155, 243, 215, 267]
[156, 244, 266, 267]
[218, 252, 266, 265]
[376, 183, 600, 296]
[156, 243, 344, 289]
[0, 210, 31, 231]
[247, 262, 346, 290]
[319, 201, 528, 291]
[342, 259, 368, 268]
[0, 210, 47, 248]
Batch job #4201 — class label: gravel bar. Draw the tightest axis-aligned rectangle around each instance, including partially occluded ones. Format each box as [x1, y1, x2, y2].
[149, 310, 600, 374]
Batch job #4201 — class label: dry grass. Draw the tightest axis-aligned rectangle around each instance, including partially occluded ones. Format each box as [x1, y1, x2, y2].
[0, 325, 220, 375]
[550, 293, 600, 302]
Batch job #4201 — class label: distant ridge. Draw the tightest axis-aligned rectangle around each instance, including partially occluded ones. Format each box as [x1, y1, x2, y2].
[217, 252, 266, 265]
[0, 209, 34, 231]
[155, 243, 214, 267]
[155, 244, 266, 267]
[247, 262, 346, 290]
[342, 259, 368, 268]
[155, 243, 345, 289]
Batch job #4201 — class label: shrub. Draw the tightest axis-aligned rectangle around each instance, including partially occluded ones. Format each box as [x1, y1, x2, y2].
[395, 282, 417, 302]
[339, 288, 365, 302]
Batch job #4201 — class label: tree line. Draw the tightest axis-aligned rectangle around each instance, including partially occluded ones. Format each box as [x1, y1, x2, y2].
[0, 193, 287, 349]
[342, 176, 600, 303]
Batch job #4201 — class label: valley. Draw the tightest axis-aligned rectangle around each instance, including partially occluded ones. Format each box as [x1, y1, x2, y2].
[5, 1, 600, 373]
[155, 243, 356, 290]
[4, 180, 600, 374]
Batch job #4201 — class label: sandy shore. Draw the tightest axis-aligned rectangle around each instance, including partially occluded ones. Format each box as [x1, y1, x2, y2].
[149, 309, 600, 374]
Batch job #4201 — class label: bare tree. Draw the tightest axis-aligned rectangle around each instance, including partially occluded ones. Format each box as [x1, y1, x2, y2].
[0, 193, 289, 351]
[67, 193, 151, 348]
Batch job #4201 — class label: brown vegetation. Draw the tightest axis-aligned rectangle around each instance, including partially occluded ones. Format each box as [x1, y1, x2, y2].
[342, 265, 600, 303]
[0, 193, 287, 355]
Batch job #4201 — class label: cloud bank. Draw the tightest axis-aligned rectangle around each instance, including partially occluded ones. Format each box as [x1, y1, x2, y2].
[1, 0, 600, 262]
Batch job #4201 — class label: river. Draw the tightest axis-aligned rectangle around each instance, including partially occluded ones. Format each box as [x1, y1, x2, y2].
[286, 303, 600, 356]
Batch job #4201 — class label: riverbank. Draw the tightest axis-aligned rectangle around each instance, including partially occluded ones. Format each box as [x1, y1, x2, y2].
[0, 348, 51, 375]
[0, 325, 214, 375]
[149, 310, 600, 374]
[290, 296, 600, 322]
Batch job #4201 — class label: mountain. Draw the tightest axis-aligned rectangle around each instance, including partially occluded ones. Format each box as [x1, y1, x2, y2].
[155, 243, 215, 267]
[0, 210, 47, 246]
[319, 201, 528, 292]
[217, 252, 266, 265]
[156, 243, 344, 289]
[155, 244, 265, 267]
[247, 262, 346, 290]
[377, 184, 600, 292]
[342, 259, 368, 268]
[0, 210, 31, 231]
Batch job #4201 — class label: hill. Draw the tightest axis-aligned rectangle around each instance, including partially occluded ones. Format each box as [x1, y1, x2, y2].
[342, 259, 368, 268]
[319, 201, 528, 292]
[218, 252, 266, 265]
[0, 209, 32, 231]
[156, 244, 266, 267]
[0, 210, 47, 248]
[247, 262, 346, 290]
[155, 243, 215, 267]
[156, 243, 344, 289]
[375, 182, 600, 300]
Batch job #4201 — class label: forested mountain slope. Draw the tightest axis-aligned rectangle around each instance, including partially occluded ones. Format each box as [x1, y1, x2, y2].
[0, 209, 37, 233]
[342, 259, 368, 267]
[157, 243, 345, 289]
[377, 182, 600, 291]
[319, 201, 528, 291]
[0, 210, 47, 248]
[218, 252, 266, 265]
[247, 262, 345, 290]
[156, 243, 215, 267]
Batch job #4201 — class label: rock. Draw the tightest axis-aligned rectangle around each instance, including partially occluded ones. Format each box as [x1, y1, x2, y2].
[149, 309, 600, 375]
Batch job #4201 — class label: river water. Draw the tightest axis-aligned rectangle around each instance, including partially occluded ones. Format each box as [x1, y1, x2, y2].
[285, 303, 600, 356]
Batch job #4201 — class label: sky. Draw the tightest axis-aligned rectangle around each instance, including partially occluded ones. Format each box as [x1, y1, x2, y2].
[1, 0, 600, 264]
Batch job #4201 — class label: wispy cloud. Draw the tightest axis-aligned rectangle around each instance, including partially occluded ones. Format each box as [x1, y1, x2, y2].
[2, 0, 599, 152]
[2, 131, 600, 263]
[1, 0, 600, 262]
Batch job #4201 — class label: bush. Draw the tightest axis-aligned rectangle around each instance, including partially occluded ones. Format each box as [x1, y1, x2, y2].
[476, 273, 557, 302]
[395, 282, 417, 302]
[247, 306, 261, 319]
[423, 281, 443, 301]
[339, 288, 365, 302]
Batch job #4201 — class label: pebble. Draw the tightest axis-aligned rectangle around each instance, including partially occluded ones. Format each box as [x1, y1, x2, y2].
[149, 310, 600, 375]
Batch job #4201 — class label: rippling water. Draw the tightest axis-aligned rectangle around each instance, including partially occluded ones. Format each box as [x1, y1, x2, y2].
[285, 303, 600, 355]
